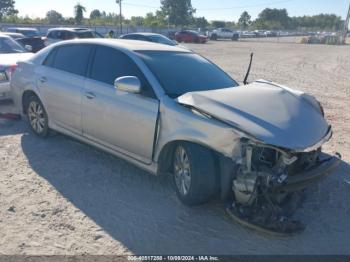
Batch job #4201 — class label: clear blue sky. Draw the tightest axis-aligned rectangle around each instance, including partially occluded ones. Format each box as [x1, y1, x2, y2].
[16, 0, 349, 21]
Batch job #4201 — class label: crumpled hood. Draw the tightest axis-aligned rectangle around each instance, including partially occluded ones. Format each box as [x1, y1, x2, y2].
[0, 53, 33, 68]
[177, 80, 330, 150]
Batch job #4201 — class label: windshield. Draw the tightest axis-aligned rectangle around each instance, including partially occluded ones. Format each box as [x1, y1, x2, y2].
[138, 51, 238, 97]
[149, 35, 176, 46]
[0, 37, 26, 54]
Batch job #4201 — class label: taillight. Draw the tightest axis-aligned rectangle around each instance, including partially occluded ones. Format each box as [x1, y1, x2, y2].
[5, 65, 17, 80]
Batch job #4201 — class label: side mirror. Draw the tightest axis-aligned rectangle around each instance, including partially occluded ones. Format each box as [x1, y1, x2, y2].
[173, 40, 178, 45]
[25, 45, 33, 52]
[114, 76, 141, 94]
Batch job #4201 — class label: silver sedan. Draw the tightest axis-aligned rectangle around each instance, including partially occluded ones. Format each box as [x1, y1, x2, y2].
[11, 39, 340, 234]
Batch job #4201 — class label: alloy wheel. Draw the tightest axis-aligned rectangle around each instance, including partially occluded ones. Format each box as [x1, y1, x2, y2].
[174, 146, 192, 196]
[28, 101, 46, 134]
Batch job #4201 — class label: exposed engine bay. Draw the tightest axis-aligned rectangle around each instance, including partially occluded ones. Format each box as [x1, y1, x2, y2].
[227, 139, 341, 235]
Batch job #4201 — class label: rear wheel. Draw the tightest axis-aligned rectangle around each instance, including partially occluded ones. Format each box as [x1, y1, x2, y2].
[26, 95, 49, 137]
[173, 142, 216, 206]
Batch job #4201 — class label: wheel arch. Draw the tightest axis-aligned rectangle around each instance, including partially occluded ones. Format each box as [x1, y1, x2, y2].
[156, 139, 237, 201]
[22, 90, 40, 114]
[156, 139, 222, 175]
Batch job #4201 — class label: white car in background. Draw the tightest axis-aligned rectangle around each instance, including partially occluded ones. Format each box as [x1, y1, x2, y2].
[44, 28, 96, 46]
[0, 33, 33, 99]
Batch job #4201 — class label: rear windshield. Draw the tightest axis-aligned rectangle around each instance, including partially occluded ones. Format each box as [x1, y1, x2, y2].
[137, 51, 238, 97]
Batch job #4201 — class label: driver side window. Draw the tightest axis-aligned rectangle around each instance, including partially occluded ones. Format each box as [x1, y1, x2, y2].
[89, 46, 156, 99]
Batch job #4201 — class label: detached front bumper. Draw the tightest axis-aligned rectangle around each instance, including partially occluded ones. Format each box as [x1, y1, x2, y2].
[276, 153, 341, 192]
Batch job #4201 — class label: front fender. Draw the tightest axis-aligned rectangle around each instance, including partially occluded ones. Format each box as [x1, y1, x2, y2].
[154, 99, 242, 162]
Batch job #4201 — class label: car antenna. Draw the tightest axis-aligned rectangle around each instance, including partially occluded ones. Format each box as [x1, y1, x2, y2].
[243, 52, 254, 85]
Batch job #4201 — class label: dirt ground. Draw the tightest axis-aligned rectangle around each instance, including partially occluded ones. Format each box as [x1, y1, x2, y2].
[0, 38, 350, 255]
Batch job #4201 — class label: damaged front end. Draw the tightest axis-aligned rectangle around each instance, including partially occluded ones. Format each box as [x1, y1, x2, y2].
[227, 138, 341, 235]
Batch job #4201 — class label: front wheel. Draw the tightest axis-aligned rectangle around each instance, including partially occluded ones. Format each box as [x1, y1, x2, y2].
[26, 95, 49, 137]
[173, 142, 217, 206]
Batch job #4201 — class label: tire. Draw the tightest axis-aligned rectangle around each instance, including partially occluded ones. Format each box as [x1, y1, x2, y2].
[173, 142, 216, 206]
[26, 95, 49, 137]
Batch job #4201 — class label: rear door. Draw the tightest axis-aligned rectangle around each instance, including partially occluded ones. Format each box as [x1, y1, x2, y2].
[37, 44, 93, 134]
[82, 45, 159, 164]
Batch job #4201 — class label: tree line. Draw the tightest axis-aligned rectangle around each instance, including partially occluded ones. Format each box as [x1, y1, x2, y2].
[0, 0, 345, 31]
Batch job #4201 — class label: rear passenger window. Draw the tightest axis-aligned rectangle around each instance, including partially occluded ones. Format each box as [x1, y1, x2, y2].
[51, 45, 92, 76]
[90, 46, 155, 98]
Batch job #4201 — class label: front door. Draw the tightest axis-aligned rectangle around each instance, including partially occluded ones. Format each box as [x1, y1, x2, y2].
[82, 46, 159, 164]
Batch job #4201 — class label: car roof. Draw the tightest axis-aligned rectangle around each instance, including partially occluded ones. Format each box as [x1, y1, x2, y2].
[7, 27, 38, 31]
[0, 33, 11, 38]
[1, 32, 25, 38]
[52, 38, 191, 52]
[48, 27, 92, 32]
[124, 32, 165, 37]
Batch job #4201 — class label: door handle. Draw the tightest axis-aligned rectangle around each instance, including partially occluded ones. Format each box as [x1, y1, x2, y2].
[39, 76, 47, 83]
[85, 91, 96, 99]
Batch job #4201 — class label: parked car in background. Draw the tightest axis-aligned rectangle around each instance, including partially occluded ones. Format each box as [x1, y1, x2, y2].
[240, 31, 257, 38]
[0, 33, 33, 99]
[264, 31, 278, 37]
[175, 30, 207, 43]
[252, 30, 264, 37]
[2, 32, 26, 39]
[120, 33, 178, 46]
[207, 28, 239, 41]
[7, 27, 41, 38]
[167, 31, 177, 40]
[44, 28, 96, 46]
[4, 28, 46, 52]
[16, 37, 46, 53]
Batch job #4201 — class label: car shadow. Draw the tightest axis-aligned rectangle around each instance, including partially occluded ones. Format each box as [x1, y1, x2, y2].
[0, 100, 24, 136]
[17, 122, 350, 255]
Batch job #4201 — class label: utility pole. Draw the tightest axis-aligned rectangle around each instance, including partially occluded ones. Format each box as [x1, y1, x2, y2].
[116, 0, 122, 35]
[343, 1, 350, 41]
